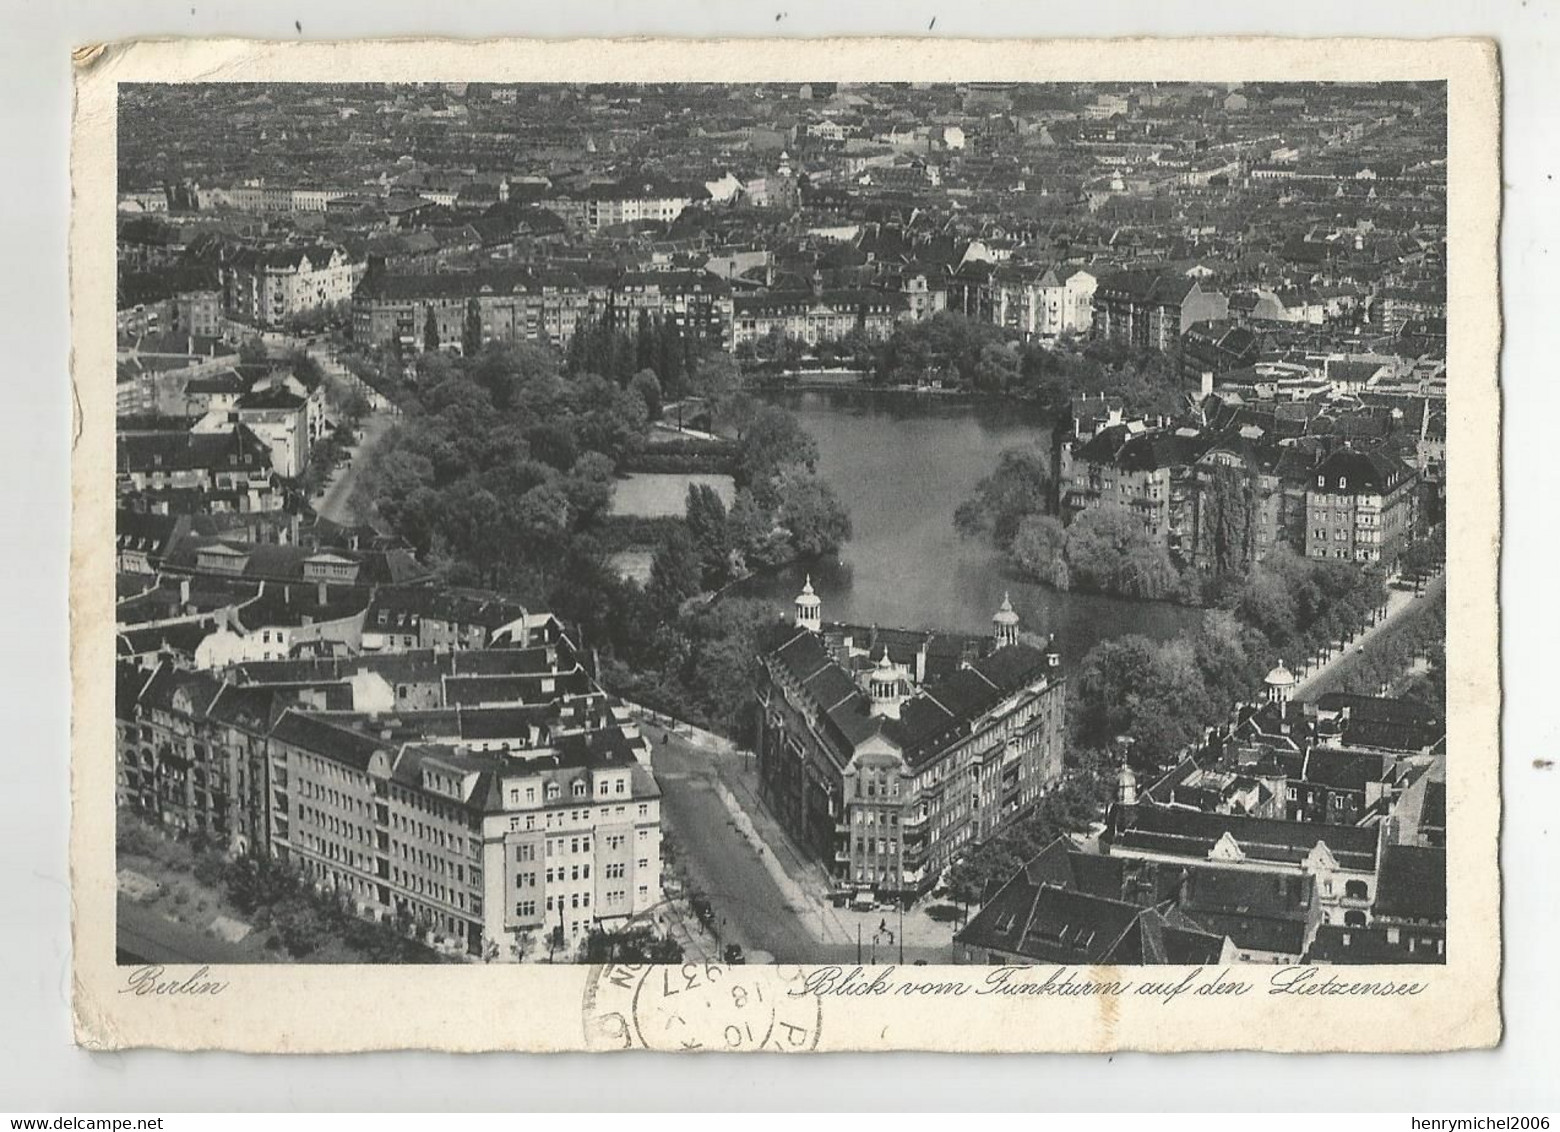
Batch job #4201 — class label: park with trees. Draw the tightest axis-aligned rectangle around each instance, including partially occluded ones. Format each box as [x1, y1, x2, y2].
[347, 327, 851, 746]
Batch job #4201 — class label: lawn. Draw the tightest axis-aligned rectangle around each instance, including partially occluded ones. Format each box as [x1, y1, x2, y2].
[610, 472, 735, 519]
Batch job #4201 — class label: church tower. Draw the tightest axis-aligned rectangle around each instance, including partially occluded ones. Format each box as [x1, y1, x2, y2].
[794, 575, 822, 632]
[992, 592, 1020, 650]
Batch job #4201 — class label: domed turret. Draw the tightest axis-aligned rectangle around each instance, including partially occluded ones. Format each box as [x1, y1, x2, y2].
[1264, 659, 1296, 709]
[794, 575, 821, 632]
[1116, 762, 1139, 810]
[868, 649, 903, 720]
[992, 592, 1020, 649]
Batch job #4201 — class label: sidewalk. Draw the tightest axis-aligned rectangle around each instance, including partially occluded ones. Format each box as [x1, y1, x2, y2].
[633, 709, 960, 955]
[1292, 572, 1443, 700]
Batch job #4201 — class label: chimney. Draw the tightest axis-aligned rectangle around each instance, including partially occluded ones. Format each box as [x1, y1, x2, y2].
[318, 580, 329, 606]
[179, 577, 191, 608]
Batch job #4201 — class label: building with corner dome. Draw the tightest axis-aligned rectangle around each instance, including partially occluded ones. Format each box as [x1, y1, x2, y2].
[754, 585, 1068, 899]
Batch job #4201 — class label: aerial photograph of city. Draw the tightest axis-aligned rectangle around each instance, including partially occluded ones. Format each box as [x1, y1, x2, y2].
[112, 79, 1448, 969]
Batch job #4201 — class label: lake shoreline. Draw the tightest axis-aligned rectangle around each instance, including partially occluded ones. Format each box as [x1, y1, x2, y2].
[732, 388, 1206, 655]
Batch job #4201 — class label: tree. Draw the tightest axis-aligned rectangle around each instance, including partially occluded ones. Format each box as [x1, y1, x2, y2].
[727, 488, 784, 571]
[689, 352, 740, 401]
[735, 404, 818, 494]
[1196, 461, 1260, 577]
[629, 369, 663, 421]
[954, 446, 1054, 549]
[1010, 514, 1069, 588]
[774, 472, 853, 559]
[423, 305, 440, 354]
[579, 925, 684, 964]
[462, 297, 483, 358]
[1074, 635, 1161, 748]
[509, 931, 536, 964]
[1064, 507, 1179, 599]
[1400, 529, 1444, 581]
[288, 349, 325, 391]
[647, 526, 704, 615]
[238, 337, 270, 366]
[685, 483, 733, 587]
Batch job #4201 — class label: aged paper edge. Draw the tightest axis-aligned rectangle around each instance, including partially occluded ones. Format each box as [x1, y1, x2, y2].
[70, 36, 1502, 1053]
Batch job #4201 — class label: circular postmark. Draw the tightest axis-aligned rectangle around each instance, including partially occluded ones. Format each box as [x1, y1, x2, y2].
[584, 962, 823, 1052]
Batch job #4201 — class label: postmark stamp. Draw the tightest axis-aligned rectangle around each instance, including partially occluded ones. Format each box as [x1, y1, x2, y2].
[583, 963, 823, 1052]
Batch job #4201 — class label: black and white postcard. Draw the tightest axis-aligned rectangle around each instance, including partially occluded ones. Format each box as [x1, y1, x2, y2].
[69, 35, 1500, 1052]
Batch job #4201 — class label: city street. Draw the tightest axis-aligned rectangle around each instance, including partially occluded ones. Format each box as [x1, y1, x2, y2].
[117, 894, 255, 965]
[647, 720, 959, 964]
[314, 408, 392, 525]
[651, 732, 821, 962]
[1293, 572, 1445, 702]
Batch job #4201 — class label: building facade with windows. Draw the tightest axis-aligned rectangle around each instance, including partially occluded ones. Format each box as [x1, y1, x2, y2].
[754, 586, 1067, 899]
[1303, 445, 1419, 568]
[733, 284, 909, 349]
[117, 625, 665, 960]
[224, 244, 366, 329]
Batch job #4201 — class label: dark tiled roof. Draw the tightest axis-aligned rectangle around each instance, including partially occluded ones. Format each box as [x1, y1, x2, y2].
[1111, 805, 1379, 872]
[1307, 924, 1444, 964]
[1373, 845, 1446, 921]
[956, 849, 1225, 966]
[117, 427, 272, 474]
[270, 709, 386, 772]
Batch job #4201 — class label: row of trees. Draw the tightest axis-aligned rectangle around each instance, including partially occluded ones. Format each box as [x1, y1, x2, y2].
[1331, 588, 1446, 708]
[869, 311, 1186, 416]
[1072, 548, 1390, 771]
[564, 307, 713, 397]
[219, 850, 447, 963]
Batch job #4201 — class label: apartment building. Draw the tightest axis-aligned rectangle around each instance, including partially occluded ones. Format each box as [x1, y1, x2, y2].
[224, 244, 366, 329]
[1093, 270, 1229, 354]
[754, 585, 1066, 899]
[116, 628, 665, 960]
[733, 286, 909, 349]
[1303, 444, 1419, 568]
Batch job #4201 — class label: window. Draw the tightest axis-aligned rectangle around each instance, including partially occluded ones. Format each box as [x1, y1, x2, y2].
[515, 900, 536, 918]
[525, 787, 535, 803]
[572, 781, 586, 798]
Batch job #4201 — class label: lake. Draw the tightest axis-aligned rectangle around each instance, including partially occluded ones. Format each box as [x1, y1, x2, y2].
[732, 389, 1205, 662]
